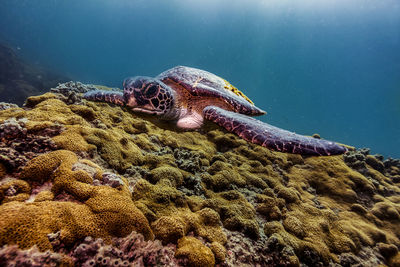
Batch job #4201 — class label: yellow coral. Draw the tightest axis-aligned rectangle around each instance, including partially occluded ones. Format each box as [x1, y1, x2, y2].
[209, 241, 226, 263]
[0, 150, 153, 251]
[1, 89, 399, 265]
[175, 236, 215, 267]
[0, 179, 31, 204]
[152, 216, 187, 244]
[24, 92, 60, 108]
[150, 166, 183, 187]
[133, 178, 227, 247]
[82, 127, 144, 171]
[52, 126, 94, 152]
[34, 190, 54, 202]
[198, 190, 259, 239]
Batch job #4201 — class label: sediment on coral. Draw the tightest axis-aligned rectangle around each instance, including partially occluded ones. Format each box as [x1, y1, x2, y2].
[0, 83, 399, 266]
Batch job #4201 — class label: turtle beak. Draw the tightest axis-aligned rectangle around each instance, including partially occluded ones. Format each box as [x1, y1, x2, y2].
[123, 89, 138, 108]
[123, 90, 160, 114]
[126, 96, 137, 108]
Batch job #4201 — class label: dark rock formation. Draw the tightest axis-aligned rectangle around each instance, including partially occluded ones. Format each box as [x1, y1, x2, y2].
[0, 43, 68, 105]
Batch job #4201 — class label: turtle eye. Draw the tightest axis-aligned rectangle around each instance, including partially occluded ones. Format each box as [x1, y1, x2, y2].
[143, 84, 158, 99]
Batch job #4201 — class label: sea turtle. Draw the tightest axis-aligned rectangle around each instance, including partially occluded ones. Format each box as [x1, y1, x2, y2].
[83, 66, 347, 156]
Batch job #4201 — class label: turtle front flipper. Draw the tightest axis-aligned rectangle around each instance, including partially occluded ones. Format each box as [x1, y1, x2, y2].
[203, 106, 347, 156]
[83, 90, 125, 106]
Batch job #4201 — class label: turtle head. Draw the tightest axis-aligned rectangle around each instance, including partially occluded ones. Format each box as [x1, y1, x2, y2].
[123, 76, 174, 115]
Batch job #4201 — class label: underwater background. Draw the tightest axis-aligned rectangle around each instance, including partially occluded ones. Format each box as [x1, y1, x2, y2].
[0, 0, 399, 158]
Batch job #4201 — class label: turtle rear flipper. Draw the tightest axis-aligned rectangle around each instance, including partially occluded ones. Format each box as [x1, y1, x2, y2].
[203, 106, 347, 156]
[83, 90, 125, 106]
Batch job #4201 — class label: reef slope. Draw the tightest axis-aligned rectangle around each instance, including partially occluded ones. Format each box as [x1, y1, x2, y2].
[0, 82, 399, 266]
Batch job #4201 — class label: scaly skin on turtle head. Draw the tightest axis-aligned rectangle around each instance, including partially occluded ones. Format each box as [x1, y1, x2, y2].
[122, 76, 175, 117]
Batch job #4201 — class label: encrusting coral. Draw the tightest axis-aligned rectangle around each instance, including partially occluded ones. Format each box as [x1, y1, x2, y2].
[0, 244, 72, 266]
[70, 232, 178, 266]
[175, 236, 215, 267]
[0, 150, 153, 251]
[0, 82, 399, 266]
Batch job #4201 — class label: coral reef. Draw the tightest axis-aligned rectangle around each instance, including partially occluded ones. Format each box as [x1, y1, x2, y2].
[344, 148, 400, 186]
[50, 81, 117, 105]
[222, 229, 298, 266]
[0, 150, 153, 251]
[0, 245, 72, 266]
[70, 232, 178, 266]
[175, 236, 215, 267]
[0, 82, 399, 266]
[0, 117, 59, 172]
[0, 102, 18, 111]
[0, 231, 179, 267]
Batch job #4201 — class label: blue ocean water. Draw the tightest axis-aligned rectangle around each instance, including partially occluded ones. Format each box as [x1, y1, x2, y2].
[0, 0, 399, 158]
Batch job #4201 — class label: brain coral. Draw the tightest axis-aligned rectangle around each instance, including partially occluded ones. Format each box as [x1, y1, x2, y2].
[0, 150, 153, 251]
[0, 84, 399, 266]
[175, 236, 215, 267]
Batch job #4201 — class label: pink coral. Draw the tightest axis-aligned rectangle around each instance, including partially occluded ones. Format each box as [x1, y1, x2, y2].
[0, 118, 60, 171]
[222, 230, 296, 266]
[70, 232, 179, 267]
[0, 245, 69, 267]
